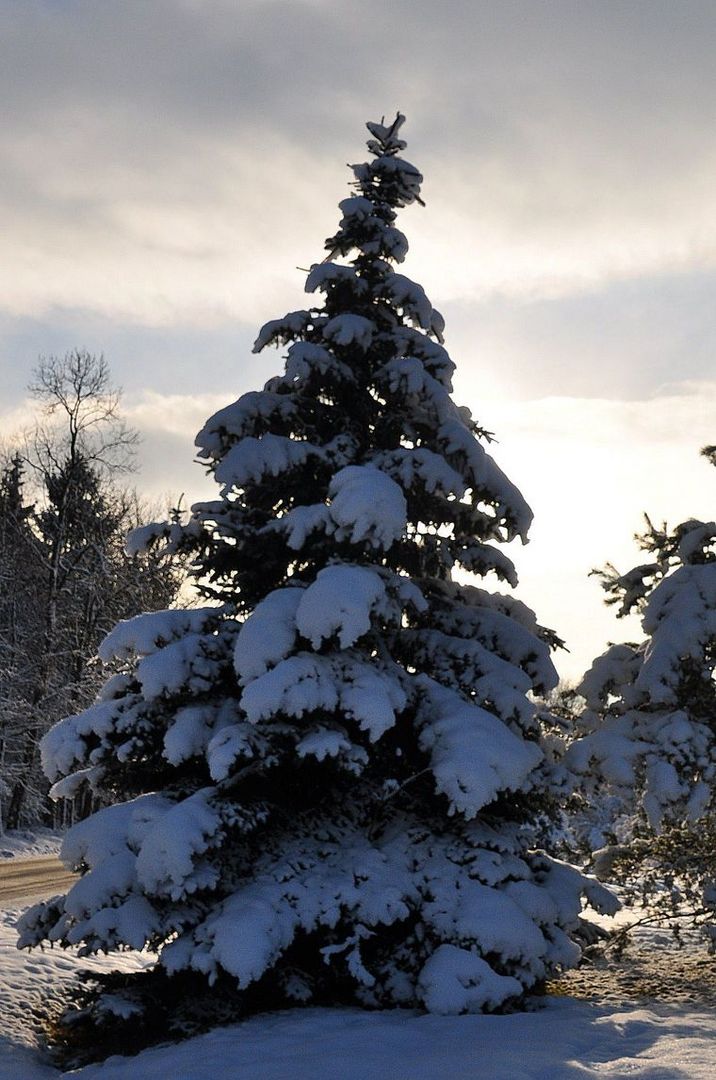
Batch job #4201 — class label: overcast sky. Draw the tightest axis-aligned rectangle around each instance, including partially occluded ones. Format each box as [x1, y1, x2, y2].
[2, 0, 715, 678]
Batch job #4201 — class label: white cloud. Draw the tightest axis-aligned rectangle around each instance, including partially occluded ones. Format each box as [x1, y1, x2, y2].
[3, 2, 716, 326]
[475, 381, 716, 678]
[2, 377, 712, 680]
[2, 1, 715, 682]
[126, 390, 226, 438]
[112, 380, 716, 681]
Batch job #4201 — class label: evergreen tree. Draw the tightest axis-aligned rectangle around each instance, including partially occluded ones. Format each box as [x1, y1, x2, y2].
[20, 116, 613, 1044]
[565, 446, 716, 931]
[0, 456, 46, 829]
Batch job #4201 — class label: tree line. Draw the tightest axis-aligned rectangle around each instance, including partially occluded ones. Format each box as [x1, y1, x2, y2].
[0, 350, 182, 831]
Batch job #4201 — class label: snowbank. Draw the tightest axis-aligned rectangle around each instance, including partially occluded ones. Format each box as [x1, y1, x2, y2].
[0, 830, 63, 861]
[3, 905, 716, 1079]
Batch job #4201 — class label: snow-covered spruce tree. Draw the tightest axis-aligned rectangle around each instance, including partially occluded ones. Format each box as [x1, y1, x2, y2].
[565, 446, 716, 934]
[20, 116, 614, 1044]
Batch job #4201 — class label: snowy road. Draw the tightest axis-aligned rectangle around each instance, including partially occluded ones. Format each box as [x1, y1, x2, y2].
[0, 856, 77, 906]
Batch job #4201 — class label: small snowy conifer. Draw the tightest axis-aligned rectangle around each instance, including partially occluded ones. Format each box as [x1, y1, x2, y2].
[20, 116, 614, 1037]
[566, 447, 716, 928]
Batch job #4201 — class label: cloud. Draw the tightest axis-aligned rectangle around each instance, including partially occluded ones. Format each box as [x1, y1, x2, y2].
[124, 377, 715, 679]
[3, 1, 716, 327]
[3, 1, 714, 680]
[477, 380, 716, 677]
[1, 375, 712, 678]
[445, 268, 716, 400]
[118, 375, 715, 535]
[109, 378, 716, 679]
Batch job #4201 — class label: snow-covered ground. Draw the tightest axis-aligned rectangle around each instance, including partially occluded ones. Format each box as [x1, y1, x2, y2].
[2, 902, 716, 1079]
[0, 829, 63, 861]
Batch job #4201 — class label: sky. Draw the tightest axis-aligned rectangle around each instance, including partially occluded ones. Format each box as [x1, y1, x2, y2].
[1, 0, 715, 679]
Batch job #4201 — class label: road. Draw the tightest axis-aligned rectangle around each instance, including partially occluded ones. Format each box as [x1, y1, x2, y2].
[0, 855, 78, 906]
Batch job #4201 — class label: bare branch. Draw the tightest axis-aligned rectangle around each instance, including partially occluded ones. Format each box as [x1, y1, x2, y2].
[26, 350, 139, 482]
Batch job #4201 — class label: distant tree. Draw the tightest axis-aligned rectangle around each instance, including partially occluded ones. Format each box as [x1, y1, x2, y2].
[0, 456, 46, 826]
[19, 116, 614, 1058]
[0, 351, 182, 830]
[565, 446, 716, 938]
[23, 350, 138, 700]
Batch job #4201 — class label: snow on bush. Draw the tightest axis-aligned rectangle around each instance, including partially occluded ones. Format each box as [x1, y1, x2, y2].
[564, 474, 716, 936]
[567, 498, 716, 834]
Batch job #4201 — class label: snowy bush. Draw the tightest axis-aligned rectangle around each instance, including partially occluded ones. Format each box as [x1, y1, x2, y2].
[19, 115, 614, 1045]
